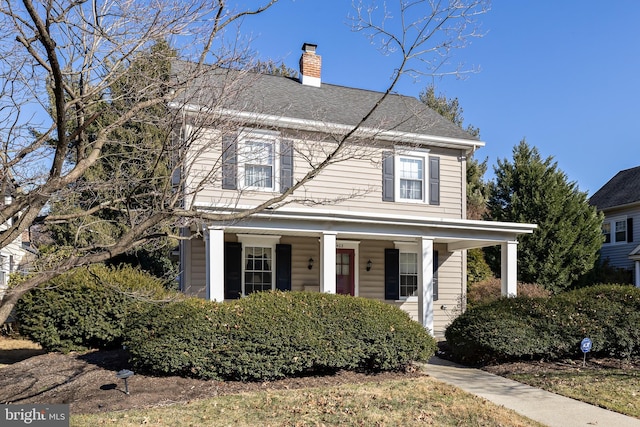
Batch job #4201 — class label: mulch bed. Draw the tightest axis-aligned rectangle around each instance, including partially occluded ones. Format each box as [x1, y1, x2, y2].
[0, 349, 424, 414]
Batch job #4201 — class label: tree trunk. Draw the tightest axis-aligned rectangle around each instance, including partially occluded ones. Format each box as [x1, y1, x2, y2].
[0, 288, 24, 326]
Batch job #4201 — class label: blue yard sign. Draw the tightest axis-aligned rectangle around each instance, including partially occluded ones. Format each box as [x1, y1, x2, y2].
[581, 337, 592, 366]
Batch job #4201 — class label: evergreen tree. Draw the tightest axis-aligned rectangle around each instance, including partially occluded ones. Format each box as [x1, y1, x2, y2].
[421, 85, 492, 284]
[486, 140, 604, 293]
[46, 41, 179, 280]
[419, 85, 487, 219]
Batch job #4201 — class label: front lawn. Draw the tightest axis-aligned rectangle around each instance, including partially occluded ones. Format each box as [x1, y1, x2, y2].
[71, 377, 543, 427]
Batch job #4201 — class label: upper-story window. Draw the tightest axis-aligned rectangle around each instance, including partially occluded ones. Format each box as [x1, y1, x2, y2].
[615, 219, 627, 243]
[382, 148, 440, 205]
[603, 217, 634, 245]
[602, 222, 611, 244]
[243, 140, 274, 189]
[222, 129, 293, 193]
[398, 157, 423, 201]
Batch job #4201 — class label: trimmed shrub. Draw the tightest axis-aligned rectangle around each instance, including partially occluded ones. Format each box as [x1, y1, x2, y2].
[15, 264, 177, 352]
[446, 284, 640, 364]
[124, 291, 436, 381]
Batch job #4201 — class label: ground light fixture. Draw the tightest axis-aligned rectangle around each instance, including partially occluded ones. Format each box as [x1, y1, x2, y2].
[116, 369, 134, 395]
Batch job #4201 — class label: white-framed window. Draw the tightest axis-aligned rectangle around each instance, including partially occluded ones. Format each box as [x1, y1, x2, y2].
[383, 148, 438, 204]
[238, 129, 279, 192]
[615, 219, 627, 243]
[237, 235, 281, 295]
[244, 246, 273, 294]
[399, 252, 418, 298]
[398, 157, 424, 201]
[395, 151, 428, 203]
[602, 222, 611, 244]
[395, 242, 419, 299]
[603, 218, 629, 245]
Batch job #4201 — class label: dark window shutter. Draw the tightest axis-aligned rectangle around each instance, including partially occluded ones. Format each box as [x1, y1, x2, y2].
[275, 244, 292, 291]
[224, 242, 242, 299]
[384, 248, 400, 300]
[382, 151, 394, 202]
[429, 156, 440, 205]
[222, 135, 237, 190]
[280, 140, 294, 193]
[628, 217, 634, 243]
[433, 251, 439, 301]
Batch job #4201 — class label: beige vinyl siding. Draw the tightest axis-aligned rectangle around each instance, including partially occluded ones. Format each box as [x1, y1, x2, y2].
[183, 236, 207, 298]
[357, 240, 387, 300]
[183, 232, 464, 335]
[433, 250, 464, 337]
[282, 236, 320, 291]
[186, 127, 465, 219]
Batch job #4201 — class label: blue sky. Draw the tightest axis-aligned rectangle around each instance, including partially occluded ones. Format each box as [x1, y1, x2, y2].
[239, 1, 640, 195]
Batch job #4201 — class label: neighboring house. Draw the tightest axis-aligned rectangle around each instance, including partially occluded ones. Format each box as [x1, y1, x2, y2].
[590, 165, 640, 287]
[175, 43, 537, 336]
[0, 186, 26, 300]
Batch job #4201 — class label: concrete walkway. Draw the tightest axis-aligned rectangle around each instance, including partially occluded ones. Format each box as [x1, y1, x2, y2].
[425, 356, 640, 427]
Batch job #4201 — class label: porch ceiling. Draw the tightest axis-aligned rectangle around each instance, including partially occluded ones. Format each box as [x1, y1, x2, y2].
[200, 207, 537, 251]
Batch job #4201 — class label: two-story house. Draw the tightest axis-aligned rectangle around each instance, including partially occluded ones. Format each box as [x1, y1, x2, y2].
[0, 182, 26, 300]
[175, 43, 536, 336]
[590, 165, 640, 287]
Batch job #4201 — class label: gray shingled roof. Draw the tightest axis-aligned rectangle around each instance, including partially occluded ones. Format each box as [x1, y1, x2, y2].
[173, 61, 478, 142]
[589, 165, 640, 210]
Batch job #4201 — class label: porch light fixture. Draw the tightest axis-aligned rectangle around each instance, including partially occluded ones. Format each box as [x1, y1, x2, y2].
[366, 259, 372, 271]
[308, 258, 314, 270]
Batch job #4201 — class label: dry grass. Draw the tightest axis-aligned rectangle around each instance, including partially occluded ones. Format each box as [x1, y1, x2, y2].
[70, 377, 543, 427]
[0, 336, 44, 368]
[508, 368, 640, 418]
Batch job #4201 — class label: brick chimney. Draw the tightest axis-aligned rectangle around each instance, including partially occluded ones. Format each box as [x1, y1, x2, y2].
[299, 43, 321, 87]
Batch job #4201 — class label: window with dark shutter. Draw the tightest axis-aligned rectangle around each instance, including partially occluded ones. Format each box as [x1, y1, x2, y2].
[222, 135, 237, 190]
[628, 217, 634, 243]
[224, 242, 242, 299]
[382, 151, 394, 202]
[433, 251, 439, 301]
[384, 248, 400, 300]
[429, 156, 440, 205]
[275, 244, 292, 291]
[280, 140, 293, 193]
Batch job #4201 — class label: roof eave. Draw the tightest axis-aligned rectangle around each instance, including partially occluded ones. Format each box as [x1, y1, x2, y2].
[171, 103, 484, 152]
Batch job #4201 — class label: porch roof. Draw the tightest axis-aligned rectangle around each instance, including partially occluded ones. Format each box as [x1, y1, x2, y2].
[200, 207, 537, 251]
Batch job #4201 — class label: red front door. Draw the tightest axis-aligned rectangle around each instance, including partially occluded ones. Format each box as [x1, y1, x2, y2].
[336, 249, 355, 296]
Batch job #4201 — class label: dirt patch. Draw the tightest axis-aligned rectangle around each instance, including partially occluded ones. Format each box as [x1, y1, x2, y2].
[0, 349, 424, 415]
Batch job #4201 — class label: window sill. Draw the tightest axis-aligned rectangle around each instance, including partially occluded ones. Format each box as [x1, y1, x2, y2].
[396, 296, 418, 303]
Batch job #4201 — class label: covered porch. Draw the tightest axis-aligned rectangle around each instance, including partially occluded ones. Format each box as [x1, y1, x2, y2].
[192, 209, 536, 335]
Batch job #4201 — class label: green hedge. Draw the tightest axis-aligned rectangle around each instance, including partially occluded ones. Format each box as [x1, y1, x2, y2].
[16, 264, 177, 352]
[124, 291, 436, 381]
[445, 284, 640, 364]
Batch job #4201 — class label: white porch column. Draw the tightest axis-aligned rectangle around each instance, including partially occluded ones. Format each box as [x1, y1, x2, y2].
[206, 227, 225, 301]
[635, 261, 640, 288]
[501, 240, 518, 297]
[320, 232, 337, 294]
[418, 237, 434, 335]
